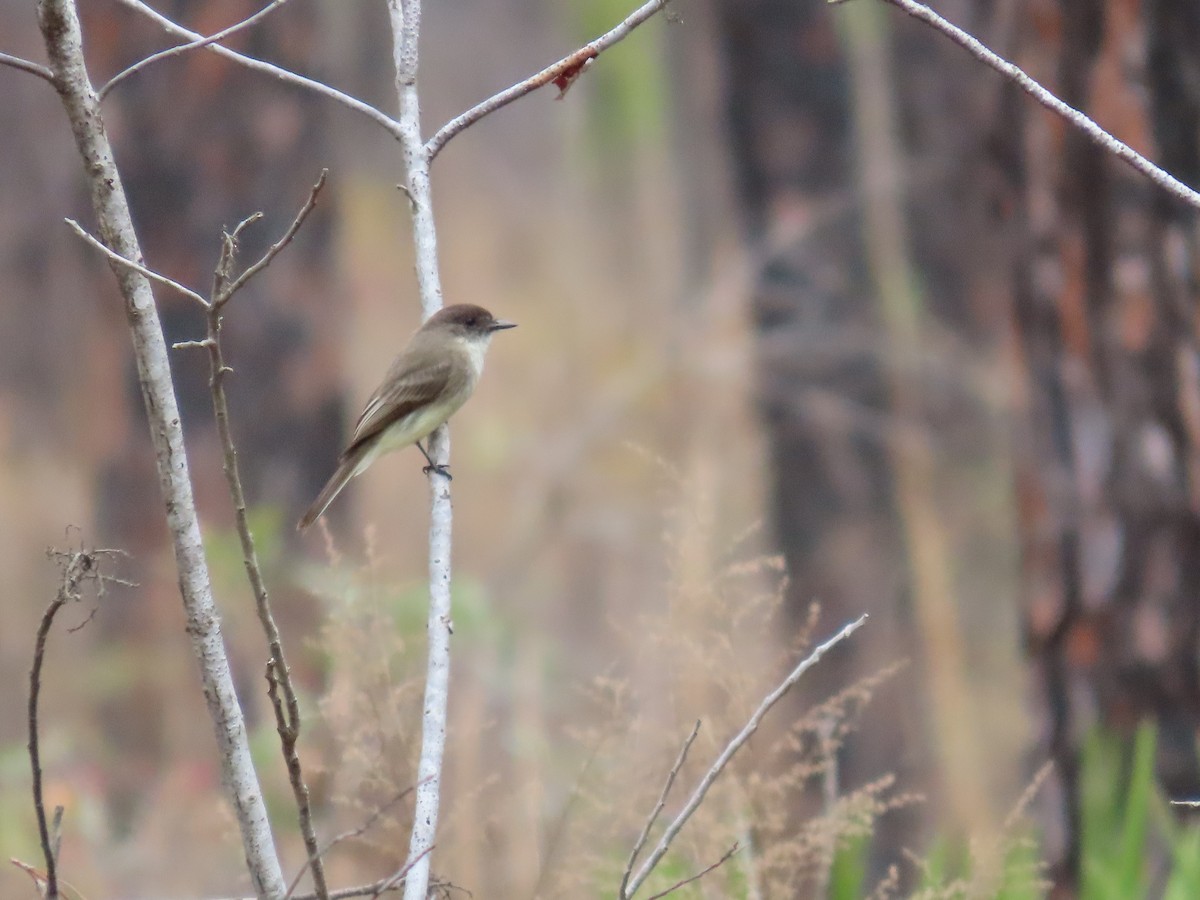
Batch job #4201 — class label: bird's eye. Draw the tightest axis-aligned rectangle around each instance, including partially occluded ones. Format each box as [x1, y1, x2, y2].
[466, 317, 477, 327]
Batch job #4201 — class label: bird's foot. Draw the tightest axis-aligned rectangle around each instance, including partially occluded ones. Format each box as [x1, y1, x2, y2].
[423, 463, 452, 480]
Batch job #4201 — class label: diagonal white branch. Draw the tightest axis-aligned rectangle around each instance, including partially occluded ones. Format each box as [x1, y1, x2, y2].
[35, 0, 285, 895]
[868, 0, 1200, 210]
[100, 0, 293, 99]
[115, 0, 404, 140]
[0, 51, 56, 83]
[65, 219, 209, 306]
[425, 0, 670, 161]
[622, 614, 869, 899]
[99, 0, 292, 99]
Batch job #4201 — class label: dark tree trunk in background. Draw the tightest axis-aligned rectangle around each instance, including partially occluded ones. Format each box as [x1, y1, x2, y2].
[1008, 0, 1200, 890]
[715, 0, 1018, 871]
[718, 0, 1200, 891]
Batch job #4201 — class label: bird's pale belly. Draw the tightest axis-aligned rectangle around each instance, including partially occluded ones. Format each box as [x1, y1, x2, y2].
[353, 388, 471, 475]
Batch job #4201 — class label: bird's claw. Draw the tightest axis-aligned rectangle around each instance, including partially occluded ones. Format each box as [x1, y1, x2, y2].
[423, 463, 452, 480]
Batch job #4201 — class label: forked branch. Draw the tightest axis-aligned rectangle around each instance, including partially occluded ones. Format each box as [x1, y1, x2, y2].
[115, 0, 403, 139]
[620, 720, 701, 898]
[425, 0, 671, 161]
[28, 545, 129, 900]
[100, 0, 293, 99]
[68, 171, 331, 897]
[621, 614, 869, 898]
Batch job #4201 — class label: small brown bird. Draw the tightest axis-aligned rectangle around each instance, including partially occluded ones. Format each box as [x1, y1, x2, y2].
[298, 303, 516, 531]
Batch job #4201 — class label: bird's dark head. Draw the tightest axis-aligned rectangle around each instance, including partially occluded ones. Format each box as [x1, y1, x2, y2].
[425, 304, 516, 340]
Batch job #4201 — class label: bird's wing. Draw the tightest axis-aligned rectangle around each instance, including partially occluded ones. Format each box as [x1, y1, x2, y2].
[344, 354, 464, 456]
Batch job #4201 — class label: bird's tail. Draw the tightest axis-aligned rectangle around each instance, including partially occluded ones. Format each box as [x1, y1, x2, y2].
[297, 446, 366, 532]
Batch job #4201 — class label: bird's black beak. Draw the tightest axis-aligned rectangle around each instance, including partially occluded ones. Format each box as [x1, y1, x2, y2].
[490, 319, 517, 331]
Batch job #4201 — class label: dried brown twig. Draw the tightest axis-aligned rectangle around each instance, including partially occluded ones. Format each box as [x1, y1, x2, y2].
[204, 172, 331, 900]
[619, 720, 701, 898]
[28, 544, 130, 899]
[283, 781, 430, 900]
[68, 171, 330, 897]
[645, 843, 741, 900]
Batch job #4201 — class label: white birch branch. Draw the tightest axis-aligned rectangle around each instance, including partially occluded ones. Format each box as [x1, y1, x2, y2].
[622, 614, 869, 899]
[115, 0, 404, 140]
[383, 2, 453, 898]
[866, 0, 1200, 210]
[0, 51, 56, 83]
[65, 218, 209, 305]
[99, 0, 294, 100]
[424, 0, 671, 161]
[34, 1, 286, 895]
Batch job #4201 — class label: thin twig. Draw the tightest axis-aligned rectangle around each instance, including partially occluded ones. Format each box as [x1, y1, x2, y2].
[0, 51, 56, 84]
[619, 720, 701, 899]
[264, 664, 328, 899]
[29, 585, 69, 898]
[29, 547, 126, 899]
[65, 218, 208, 306]
[860, 0, 1200, 210]
[623, 614, 869, 898]
[99, 0, 292, 99]
[283, 782, 429, 900]
[216, 169, 327, 306]
[204, 171, 332, 900]
[115, 0, 403, 140]
[372, 846, 435, 898]
[644, 843, 740, 900]
[425, 0, 669, 161]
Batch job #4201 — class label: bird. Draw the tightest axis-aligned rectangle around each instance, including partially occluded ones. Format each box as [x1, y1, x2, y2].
[297, 303, 516, 531]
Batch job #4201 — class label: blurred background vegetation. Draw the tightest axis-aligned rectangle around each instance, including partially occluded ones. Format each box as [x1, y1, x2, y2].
[3, 0, 1200, 897]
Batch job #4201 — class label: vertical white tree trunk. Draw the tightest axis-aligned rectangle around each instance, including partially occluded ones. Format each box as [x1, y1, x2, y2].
[385, 2, 455, 898]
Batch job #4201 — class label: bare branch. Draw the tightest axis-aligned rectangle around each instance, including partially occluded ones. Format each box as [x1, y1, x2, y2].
[645, 843, 741, 900]
[425, 0, 669, 161]
[38, 1, 285, 891]
[99, 0, 292, 100]
[865, 0, 1200, 210]
[216, 169, 328, 306]
[115, 0, 403, 140]
[201, 174, 333, 900]
[283, 782, 427, 900]
[620, 720, 701, 899]
[265, 663, 329, 900]
[372, 845, 435, 897]
[623, 614, 869, 898]
[0, 51, 56, 84]
[29, 579, 71, 898]
[29, 546, 128, 900]
[64, 218, 208, 307]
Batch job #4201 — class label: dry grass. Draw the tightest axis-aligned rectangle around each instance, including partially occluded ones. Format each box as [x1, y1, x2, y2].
[296, 451, 918, 899]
